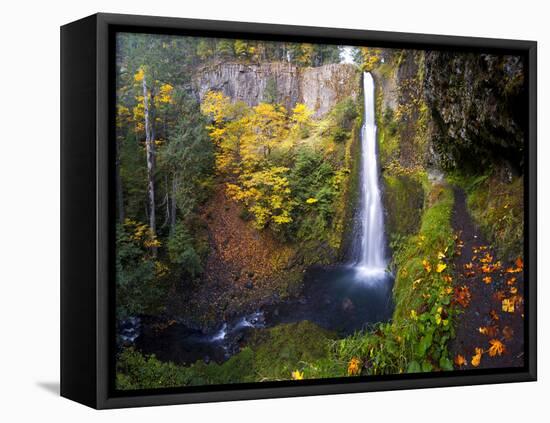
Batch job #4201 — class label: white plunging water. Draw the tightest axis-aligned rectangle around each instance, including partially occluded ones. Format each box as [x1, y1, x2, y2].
[356, 72, 387, 278]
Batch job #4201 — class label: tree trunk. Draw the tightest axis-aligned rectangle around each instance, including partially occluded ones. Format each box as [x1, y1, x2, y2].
[115, 138, 125, 224]
[162, 174, 170, 228]
[170, 173, 177, 232]
[142, 74, 157, 256]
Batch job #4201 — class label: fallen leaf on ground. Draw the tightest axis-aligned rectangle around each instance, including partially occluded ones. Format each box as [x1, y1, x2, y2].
[454, 354, 467, 367]
[502, 298, 515, 313]
[436, 263, 447, 273]
[483, 276, 492, 284]
[515, 257, 524, 270]
[490, 310, 500, 321]
[480, 253, 494, 263]
[454, 286, 472, 308]
[494, 291, 506, 301]
[478, 326, 498, 337]
[422, 259, 431, 273]
[291, 370, 304, 380]
[488, 339, 506, 357]
[502, 326, 514, 341]
[471, 348, 483, 367]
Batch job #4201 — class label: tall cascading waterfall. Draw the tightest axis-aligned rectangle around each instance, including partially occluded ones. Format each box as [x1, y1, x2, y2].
[354, 72, 388, 278]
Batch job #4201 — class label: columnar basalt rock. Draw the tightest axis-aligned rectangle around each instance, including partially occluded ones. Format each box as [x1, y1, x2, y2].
[193, 62, 359, 118]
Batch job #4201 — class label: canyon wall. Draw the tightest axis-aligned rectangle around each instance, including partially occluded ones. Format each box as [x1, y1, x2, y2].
[193, 62, 360, 118]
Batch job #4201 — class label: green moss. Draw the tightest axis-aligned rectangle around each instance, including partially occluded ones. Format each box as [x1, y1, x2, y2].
[251, 321, 336, 380]
[392, 183, 454, 321]
[448, 169, 524, 260]
[116, 348, 197, 390]
[383, 174, 424, 242]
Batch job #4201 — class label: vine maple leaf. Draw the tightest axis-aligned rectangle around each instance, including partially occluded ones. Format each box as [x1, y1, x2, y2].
[454, 286, 471, 308]
[488, 339, 506, 357]
[515, 257, 524, 270]
[422, 259, 431, 273]
[502, 298, 515, 313]
[436, 263, 447, 273]
[471, 348, 483, 367]
[454, 354, 466, 367]
[479, 326, 498, 337]
[347, 357, 362, 376]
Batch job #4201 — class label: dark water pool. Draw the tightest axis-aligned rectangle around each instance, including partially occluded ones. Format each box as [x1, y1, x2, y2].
[132, 265, 394, 365]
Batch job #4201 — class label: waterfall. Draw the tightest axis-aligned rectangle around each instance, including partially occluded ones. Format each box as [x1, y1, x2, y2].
[355, 72, 387, 277]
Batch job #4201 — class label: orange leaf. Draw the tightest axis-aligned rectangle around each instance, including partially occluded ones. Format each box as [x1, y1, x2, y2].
[488, 339, 506, 357]
[479, 326, 498, 337]
[454, 286, 472, 308]
[422, 259, 432, 273]
[483, 276, 492, 284]
[347, 357, 362, 376]
[494, 291, 506, 301]
[515, 257, 524, 270]
[454, 354, 467, 367]
[471, 348, 483, 367]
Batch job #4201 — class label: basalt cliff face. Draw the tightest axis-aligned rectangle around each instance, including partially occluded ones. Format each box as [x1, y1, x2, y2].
[193, 62, 360, 118]
[423, 52, 526, 171]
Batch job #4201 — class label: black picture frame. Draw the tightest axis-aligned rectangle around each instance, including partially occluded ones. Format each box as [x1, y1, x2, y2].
[60, 12, 537, 409]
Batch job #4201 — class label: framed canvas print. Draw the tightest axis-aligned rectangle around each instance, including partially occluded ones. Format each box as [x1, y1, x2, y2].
[60, 13, 537, 409]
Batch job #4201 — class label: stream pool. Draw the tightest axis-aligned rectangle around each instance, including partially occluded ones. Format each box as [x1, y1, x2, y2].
[131, 265, 394, 366]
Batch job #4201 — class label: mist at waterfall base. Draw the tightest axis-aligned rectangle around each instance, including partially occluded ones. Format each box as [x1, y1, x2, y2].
[131, 72, 394, 366]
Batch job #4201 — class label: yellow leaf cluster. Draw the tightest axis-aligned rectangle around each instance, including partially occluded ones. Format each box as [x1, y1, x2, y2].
[291, 370, 304, 380]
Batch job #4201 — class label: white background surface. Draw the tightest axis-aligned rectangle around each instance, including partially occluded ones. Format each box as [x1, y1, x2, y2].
[0, 0, 547, 421]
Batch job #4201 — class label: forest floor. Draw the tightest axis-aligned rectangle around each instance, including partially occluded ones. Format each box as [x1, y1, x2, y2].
[449, 187, 525, 369]
[167, 186, 302, 329]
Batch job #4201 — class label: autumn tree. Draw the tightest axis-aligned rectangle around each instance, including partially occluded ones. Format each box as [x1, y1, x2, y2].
[201, 91, 250, 177]
[290, 103, 314, 138]
[241, 103, 288, 165]
[227, 167, 294, 229]
[355, 47, 383, 71]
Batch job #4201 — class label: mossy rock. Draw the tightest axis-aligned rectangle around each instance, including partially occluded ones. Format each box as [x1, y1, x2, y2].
[250, 321, 336, 380]
[382, 173, 424, 241]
